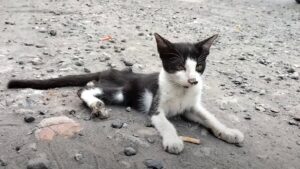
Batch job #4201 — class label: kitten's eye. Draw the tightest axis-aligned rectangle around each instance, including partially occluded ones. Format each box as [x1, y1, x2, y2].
[176, 65, 185, 71]
[196, 65, 203, 70]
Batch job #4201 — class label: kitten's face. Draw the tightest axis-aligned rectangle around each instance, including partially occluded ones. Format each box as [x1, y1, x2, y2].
[154, 33, 218, 88]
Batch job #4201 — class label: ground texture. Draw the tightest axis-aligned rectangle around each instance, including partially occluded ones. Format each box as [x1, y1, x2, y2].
[0, 0, 299, 169]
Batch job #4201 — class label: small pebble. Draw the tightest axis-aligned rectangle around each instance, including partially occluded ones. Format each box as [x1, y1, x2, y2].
[143, 159, 164, 169]
[146, 137, 155, 144]
[27, 157, 50, 169]
[123, 60, 133, 66]
[244, 114, 251, 120]
[49, 30, 57, 36]
[84, 68, 91, 73]
[75, 62, 83, 66]
[290, 72, 299, 80]
[0, 157, 8, 166]
[24, 116, 35, 123]
[124, 147, 137, 156]
[74, 153, 83, 162]
[126, 107, 131, 112]
[111, 121, 123, 129]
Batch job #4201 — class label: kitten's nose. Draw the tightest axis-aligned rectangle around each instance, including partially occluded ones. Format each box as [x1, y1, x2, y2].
[188, 78, 198, 85]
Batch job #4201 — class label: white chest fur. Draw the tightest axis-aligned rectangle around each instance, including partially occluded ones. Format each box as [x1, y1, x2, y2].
[158, 70, 203, 117]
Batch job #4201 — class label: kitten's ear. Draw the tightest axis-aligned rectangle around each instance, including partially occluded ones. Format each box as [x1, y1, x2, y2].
[196, 34, 218, 51]
[154, 33, 173, 53]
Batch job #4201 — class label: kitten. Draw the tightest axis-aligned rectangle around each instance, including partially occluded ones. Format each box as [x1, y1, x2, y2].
[7, 33, 244, 154]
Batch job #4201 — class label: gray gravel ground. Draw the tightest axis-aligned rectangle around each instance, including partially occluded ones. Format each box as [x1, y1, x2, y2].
[0, 0, 299, 168]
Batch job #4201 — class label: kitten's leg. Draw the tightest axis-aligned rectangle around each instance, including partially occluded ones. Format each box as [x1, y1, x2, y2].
[185, 104, 244, 144]
[151, 111, 184, 154]
[78, 88, 109, 119]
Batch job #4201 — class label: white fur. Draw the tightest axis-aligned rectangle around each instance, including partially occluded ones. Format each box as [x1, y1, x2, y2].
[151, 111, 183, 154]
[80, 88, 103, 106]
[142, 89, 153, 113]
[158, 68, 203, 117]
[151, 63, 244, 154]
[113, 90, 124, 103]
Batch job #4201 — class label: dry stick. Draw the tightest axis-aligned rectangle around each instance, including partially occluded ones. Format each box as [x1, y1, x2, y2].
[180, 136, 201, 145]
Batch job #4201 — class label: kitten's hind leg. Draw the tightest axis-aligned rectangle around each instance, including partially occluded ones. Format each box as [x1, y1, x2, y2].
[78, 88, 109, 119]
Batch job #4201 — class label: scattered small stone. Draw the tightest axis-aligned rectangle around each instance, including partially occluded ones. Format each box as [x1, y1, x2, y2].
[138, 32, 144, 36]
[244, 114, 251, 120]
[15, 146, 21, 152]
[146, 137, 155, 144]
[270, 108, 280, 113]
[30, 57, 43, 65]
[290, 72, 299, 80]
[27, 157, 50, 169]
[24, 43, 34, 46]
[74, 153, 83, 162]
[126, 107, 131, 112]
[75, 62, 83, 66]
[255, 104, 266, 112]
[49, 30, 57, 36]
[264, 77, 272, 83]
[121, 39, 127, 43]
[100, 45, 106, 49]
[39, 111, 45, 115]
[232, 77, 243, 85]
[111, 121, 123, 129]
[238, 57, 246, 61]
[257, 154, 268, 160]
[5, 21, 15, 25]
[46, 69, 54, 73]
[24, 116, 35, 123]
[288, 121, 298, 126]
[124, 147, 137, 156]
[107, 62, 117, 68]
[293, 116, 300, 122]
[35, 44, 45, 48]
[84, 68, 91, 73]
[0, 157, 8, 166]
[296, 141, 300, 146]
[119, 160, 131, 168]
[123, 60, 133, 66]
[18, 61, 25, 65]
[259, 90, 266, 95]
[28, 143, 37, 151]
[143, 159, 164, 169]
[287, 67, 295, 74]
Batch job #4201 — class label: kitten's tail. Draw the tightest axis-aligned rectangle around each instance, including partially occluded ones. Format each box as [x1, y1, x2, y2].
[7, 72, 100, 90]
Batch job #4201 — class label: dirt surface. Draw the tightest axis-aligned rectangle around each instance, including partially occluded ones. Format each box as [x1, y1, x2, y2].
[0, 0, 299, 168]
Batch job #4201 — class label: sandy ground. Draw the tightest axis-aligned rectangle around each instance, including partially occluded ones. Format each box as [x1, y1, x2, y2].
[0, 0, 300, 168]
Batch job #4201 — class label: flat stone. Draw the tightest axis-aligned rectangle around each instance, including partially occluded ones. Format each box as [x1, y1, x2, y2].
[111, 121, 123, 129]
[0, 156, 8, 166]
[24, 116, 35, 123]
[143, 159, 164, 169]
[35, 116, 82, 141]
[27, 157, 50, 169]
[49, 30, 57, 36]
[124, 147, 137, 156]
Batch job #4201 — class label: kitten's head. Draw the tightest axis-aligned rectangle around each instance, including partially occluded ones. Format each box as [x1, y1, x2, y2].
[154, 33, 218, 88]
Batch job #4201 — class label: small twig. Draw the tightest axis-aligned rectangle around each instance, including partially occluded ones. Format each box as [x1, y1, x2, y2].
[180, 136, 201, 145]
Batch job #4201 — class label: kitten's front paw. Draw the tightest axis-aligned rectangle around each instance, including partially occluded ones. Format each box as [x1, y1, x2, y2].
[214, 128, 244, 144]
[163, 136, 184, 154]
[90, 101, 109, 119]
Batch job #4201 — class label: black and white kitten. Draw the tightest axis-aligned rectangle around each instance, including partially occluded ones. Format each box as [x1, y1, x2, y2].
[8, 33, 244, 154]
